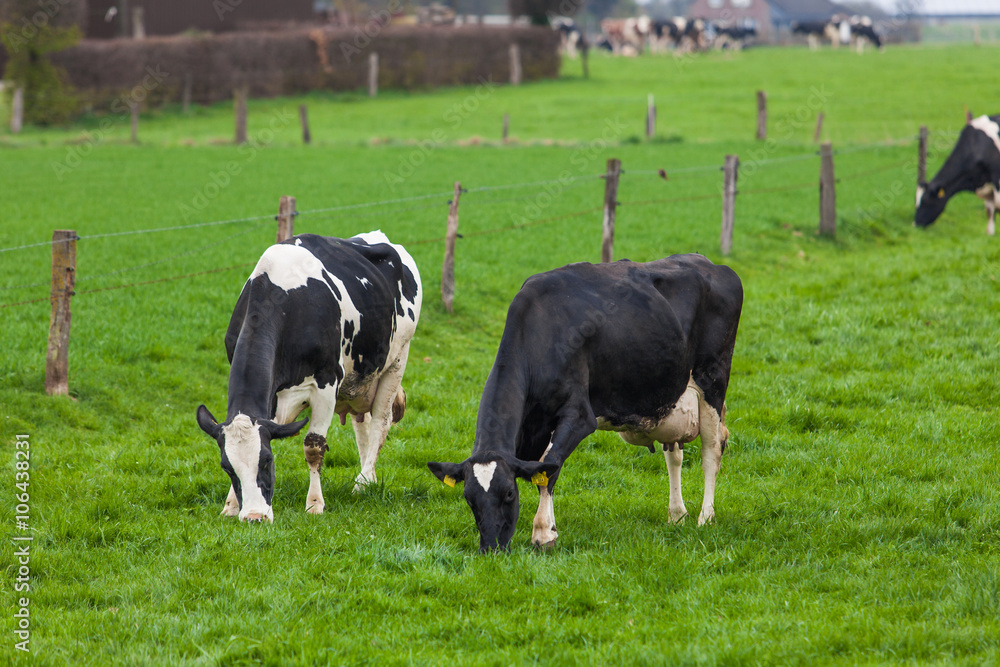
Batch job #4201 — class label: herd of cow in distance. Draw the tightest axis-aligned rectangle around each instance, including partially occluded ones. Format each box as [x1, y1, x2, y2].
[196, 69, 1000, 551]
[550, 13, 884, 58]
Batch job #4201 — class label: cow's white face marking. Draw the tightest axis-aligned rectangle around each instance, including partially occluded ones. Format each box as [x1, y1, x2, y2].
[221, 414, 273, 522]
[971, 116, 1000, 154]
[916, 185, 926, 208]
[472, 461, 498, 492]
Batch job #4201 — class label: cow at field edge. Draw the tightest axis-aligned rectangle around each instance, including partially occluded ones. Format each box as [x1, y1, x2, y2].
[428, 255, 743, 552]
[916, 115, 1000, 236]
[197, 231, 422, 522]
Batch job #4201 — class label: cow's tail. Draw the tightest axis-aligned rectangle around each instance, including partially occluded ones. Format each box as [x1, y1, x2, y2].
[392, 386, 406, 424]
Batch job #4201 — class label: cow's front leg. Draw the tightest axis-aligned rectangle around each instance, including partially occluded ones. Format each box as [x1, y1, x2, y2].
[303, 433, 329, 514]
[531, 408, 596, 548]
[986, 192, 997, 236]
[663, 442, 688, 523]
[221, 484, 240, 517]
[281, 383, 336, 514]
[697, 400, 728, 526]
[532, 484, 559, 548]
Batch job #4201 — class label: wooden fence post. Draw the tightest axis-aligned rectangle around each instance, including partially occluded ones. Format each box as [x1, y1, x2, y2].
[918, 125, 928, 184]
[756, 90, 767, 140]
[11, 87, 24, 134]
[276, 196, 296, 243]
[234, 85, 248, 145]
[813, 112, 824, 143]
[441, 181, 462, 313]
[45, 230, 77, 396]
[368, 52, 379, 97]
[819, 142, 836, 237]
[130, 101, 139, 143]
[646, 94, 656, 139]
[299, 105, 311, 145]
[182, 73, 192, 114]
[503, 113, 509, 142]
[721, 155, 739, 256]
[601, 158, 621, 263]
[509, 44, 522, 86]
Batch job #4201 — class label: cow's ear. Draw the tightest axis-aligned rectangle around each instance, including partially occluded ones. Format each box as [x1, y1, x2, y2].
[263, 418, 309, 440]
[196, 405, 222, 439]
[427, 461, 464, 487]
[509, 459, 560, 487]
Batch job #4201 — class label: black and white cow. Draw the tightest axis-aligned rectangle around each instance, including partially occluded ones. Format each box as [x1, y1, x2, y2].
[197, 232, 422, 522]
[712, 21, 757, 50]
[916, 115, 1000, 236]
[652, 17, 707, 53]
[849, 16, 882, 53]
[428, 255, 743, 552]
[791, 20, 841, 50]
[552, 17, 584, 59]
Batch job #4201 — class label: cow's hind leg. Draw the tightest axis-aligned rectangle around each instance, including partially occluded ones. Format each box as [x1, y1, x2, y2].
[353, 344, 410, 492]
[663, 442, 688, 523]
[697, 401, 728, 526]
[221, 484, 240, 517]
[986, 194, 997, 236]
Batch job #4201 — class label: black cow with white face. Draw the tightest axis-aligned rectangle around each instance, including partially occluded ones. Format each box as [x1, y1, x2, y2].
[429, 255, 743, 552]
[916, 115, 1000, 236]
[197, 232, 422, 522]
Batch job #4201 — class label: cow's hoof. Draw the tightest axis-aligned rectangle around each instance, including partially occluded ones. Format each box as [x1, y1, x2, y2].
[697, 508, 715, 526]
[532, 537, 558, 551]
[305, 501, 325, 515]
[531, 528, 558, 550]
[352, 475, 375, 494]
[220, 503, 240, 518]
[669, 510, 688, 525]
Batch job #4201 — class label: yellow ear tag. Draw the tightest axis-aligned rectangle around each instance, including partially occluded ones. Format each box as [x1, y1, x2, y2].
[443, 475, 457, 488]
[938, 188, 945, 198]
[531, 472, 550, 487]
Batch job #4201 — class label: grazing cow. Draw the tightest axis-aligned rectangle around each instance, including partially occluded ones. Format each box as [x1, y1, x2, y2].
[428, 255, 743, 552]
[552, 17, 584, 59]
[712, 21, 757, 50]
[792, 20, 840, 50]
[849, 16, 882, 53]
[652, 17, 707, 53]
[197, 232, 422, 522]
[601, 16, 651, 55]
[916, 115, 1000, 236]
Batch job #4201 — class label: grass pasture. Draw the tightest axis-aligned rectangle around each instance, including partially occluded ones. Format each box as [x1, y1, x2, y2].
[2, 45, 1000, 664]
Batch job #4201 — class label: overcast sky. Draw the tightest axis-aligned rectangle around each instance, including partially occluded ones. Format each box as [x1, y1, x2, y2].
[866, 0, 998, 14]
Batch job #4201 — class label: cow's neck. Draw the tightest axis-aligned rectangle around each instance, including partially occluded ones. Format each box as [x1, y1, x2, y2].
[471, 362, 526, 457]
[931, 132, 989, 197]
[226, 323, 281, 420]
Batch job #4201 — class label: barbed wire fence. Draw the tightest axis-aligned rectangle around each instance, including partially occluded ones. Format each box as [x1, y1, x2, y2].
[0, 130, 942, 395]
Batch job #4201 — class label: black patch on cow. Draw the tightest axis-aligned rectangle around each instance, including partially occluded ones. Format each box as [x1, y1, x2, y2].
[407, 308, 415, 321]
[256, 429, 275, 505]
[219, 446, 243, 510]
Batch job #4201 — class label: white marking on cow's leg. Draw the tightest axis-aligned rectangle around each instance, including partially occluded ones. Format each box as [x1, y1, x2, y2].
[353, 344, 411, 492]
[986, 193, 997, 236]
[696, 400, 726, 526]
[663, 443, 687, 523]
[532, 486, 558, 548]
[221, 484, 240, 517]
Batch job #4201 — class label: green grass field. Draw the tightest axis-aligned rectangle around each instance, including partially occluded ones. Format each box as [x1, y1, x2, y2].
[2, 44, 999, 664]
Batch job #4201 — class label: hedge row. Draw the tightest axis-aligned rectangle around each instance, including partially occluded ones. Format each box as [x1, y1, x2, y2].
[47, 25, 560, 111]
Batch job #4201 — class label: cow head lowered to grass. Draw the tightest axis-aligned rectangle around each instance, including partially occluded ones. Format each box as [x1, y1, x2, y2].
[197, 231, 421, 523]
[915, 114, 1000, 235]
[197, 408, 308, 522]
[429, 254, 742, 553]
